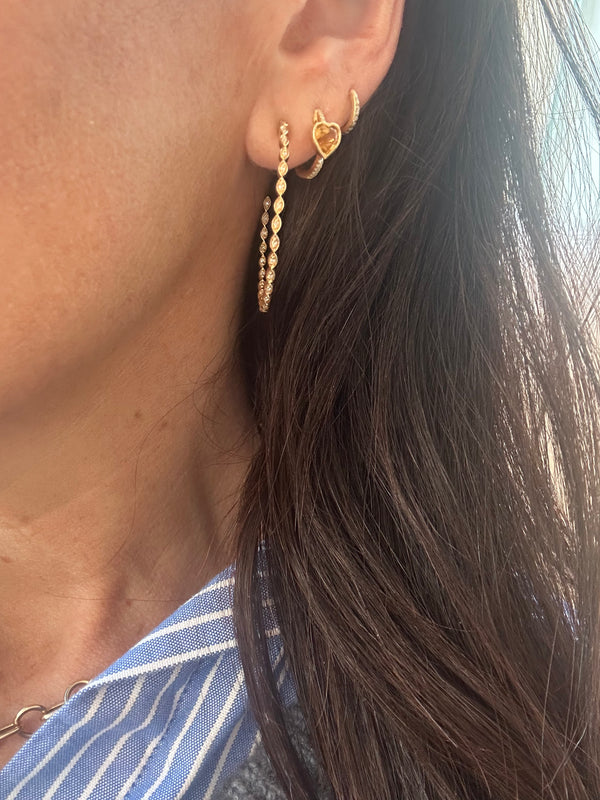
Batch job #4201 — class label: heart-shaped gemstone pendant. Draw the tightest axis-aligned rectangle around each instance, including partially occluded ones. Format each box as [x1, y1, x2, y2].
[312, 111, 342, 160]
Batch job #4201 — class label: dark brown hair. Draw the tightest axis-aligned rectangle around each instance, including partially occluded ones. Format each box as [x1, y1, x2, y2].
[233, 0, 600, 797]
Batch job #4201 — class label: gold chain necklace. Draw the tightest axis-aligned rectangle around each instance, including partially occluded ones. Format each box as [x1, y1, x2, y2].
[0, 680, 89, 743]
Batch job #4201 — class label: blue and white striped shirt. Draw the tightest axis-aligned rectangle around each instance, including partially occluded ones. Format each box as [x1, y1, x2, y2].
[0, 563, 296, 799]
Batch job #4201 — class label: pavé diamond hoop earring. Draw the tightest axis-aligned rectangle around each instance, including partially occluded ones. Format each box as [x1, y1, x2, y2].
[257, 121, 289, 313]
[295, 88, 360, 180]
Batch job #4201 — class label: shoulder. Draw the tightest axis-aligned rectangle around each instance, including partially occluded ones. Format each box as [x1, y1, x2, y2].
[213, 704, 333, 800]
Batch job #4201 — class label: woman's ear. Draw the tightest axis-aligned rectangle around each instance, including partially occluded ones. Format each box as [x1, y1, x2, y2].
[246, 0, 405, 171]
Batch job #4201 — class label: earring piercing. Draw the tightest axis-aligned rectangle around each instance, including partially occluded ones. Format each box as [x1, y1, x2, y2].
[258, 120, 289, 313]
[295, 89, 360, 180]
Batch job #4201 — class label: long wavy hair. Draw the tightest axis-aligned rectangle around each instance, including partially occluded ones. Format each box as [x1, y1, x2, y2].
[232, 0, 600, 797]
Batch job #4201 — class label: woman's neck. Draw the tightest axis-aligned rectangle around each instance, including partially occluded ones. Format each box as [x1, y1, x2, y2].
[0, 270, 257, 766]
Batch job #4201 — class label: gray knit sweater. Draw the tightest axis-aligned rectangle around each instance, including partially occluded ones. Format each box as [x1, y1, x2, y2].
[212, 705, 333, 800]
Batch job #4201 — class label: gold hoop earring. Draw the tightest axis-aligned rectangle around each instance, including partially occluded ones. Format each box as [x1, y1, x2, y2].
[258, 120, 289, 313]
[295, 89, 360, 181]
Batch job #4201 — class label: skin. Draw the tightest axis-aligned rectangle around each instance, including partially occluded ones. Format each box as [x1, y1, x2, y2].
[0, 0, 404, 767]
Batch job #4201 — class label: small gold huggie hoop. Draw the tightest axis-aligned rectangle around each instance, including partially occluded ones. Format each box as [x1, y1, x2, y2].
[295, 89, 360, 180]
[257, 121, 289, 313]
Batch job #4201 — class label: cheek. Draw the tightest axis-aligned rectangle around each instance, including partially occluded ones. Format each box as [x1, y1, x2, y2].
[0, 1, 238, 412]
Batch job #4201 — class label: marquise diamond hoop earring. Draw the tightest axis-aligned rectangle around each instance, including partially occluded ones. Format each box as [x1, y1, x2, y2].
[256, 90, 360, 312]
[257, 121, 289, 313]
[295, 89, 360, 180]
